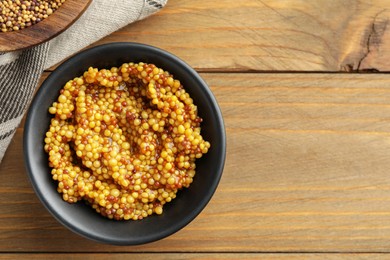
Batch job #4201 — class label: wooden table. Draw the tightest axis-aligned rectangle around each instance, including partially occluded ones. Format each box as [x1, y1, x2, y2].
[2, 0, 390, 258]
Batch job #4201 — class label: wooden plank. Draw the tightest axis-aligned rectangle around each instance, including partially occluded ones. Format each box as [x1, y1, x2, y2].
[2, 73, 390, 251]
[0, 253, 389, 260]
[91, 0, 390, 71]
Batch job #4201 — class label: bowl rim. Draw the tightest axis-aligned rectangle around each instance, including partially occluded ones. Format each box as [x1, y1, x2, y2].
[23, 42, 226, 245]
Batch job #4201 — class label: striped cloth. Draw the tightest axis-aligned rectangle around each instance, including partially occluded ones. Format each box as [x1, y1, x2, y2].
[0, 0, 167, 163]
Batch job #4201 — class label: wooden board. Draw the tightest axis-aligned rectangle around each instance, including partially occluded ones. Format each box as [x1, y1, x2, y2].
[3, 73, 390, 252]
[0, 253, 389, 260]
[4, 0, 390, 257]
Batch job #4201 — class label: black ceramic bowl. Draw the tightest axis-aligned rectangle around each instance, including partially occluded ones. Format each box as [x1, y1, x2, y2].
[24, 42, 226, 245]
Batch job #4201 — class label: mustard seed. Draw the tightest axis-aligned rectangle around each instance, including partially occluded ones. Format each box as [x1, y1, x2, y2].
[0, 0, 66, 32]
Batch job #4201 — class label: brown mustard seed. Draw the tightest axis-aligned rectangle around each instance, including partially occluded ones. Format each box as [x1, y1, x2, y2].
[0, 0, 66, 32]
[44, 62, 211, 221]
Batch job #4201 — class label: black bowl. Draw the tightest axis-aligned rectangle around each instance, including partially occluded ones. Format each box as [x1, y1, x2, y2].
[23, 42, 226, 245]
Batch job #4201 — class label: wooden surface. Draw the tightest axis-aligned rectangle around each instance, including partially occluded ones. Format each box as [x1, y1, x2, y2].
[0, 0, 91, 52]
[3, 0, 390, 258]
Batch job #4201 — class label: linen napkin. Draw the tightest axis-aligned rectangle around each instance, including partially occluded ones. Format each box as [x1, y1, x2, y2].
[0, 0, 167, 163]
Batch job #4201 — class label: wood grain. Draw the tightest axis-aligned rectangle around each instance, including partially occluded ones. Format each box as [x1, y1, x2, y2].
[3, 0, 390, 257]
[93, 0, 390, 72]
[0, 253, 389, 260]
[3, 73, 390, 252]
[0, 0, 91, 52]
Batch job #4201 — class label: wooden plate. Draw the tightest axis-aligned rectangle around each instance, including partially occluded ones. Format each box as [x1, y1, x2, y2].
[0, 0, 92, 52]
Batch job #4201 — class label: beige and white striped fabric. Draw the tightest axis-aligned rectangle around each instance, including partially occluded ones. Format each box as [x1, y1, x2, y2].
[0, 0, 167, 163]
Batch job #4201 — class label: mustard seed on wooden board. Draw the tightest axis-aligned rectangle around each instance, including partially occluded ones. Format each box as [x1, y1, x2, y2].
[0, 0, 66, 32]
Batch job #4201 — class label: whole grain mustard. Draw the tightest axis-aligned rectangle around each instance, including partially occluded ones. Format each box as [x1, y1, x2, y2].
[44, 62, 210, 220]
